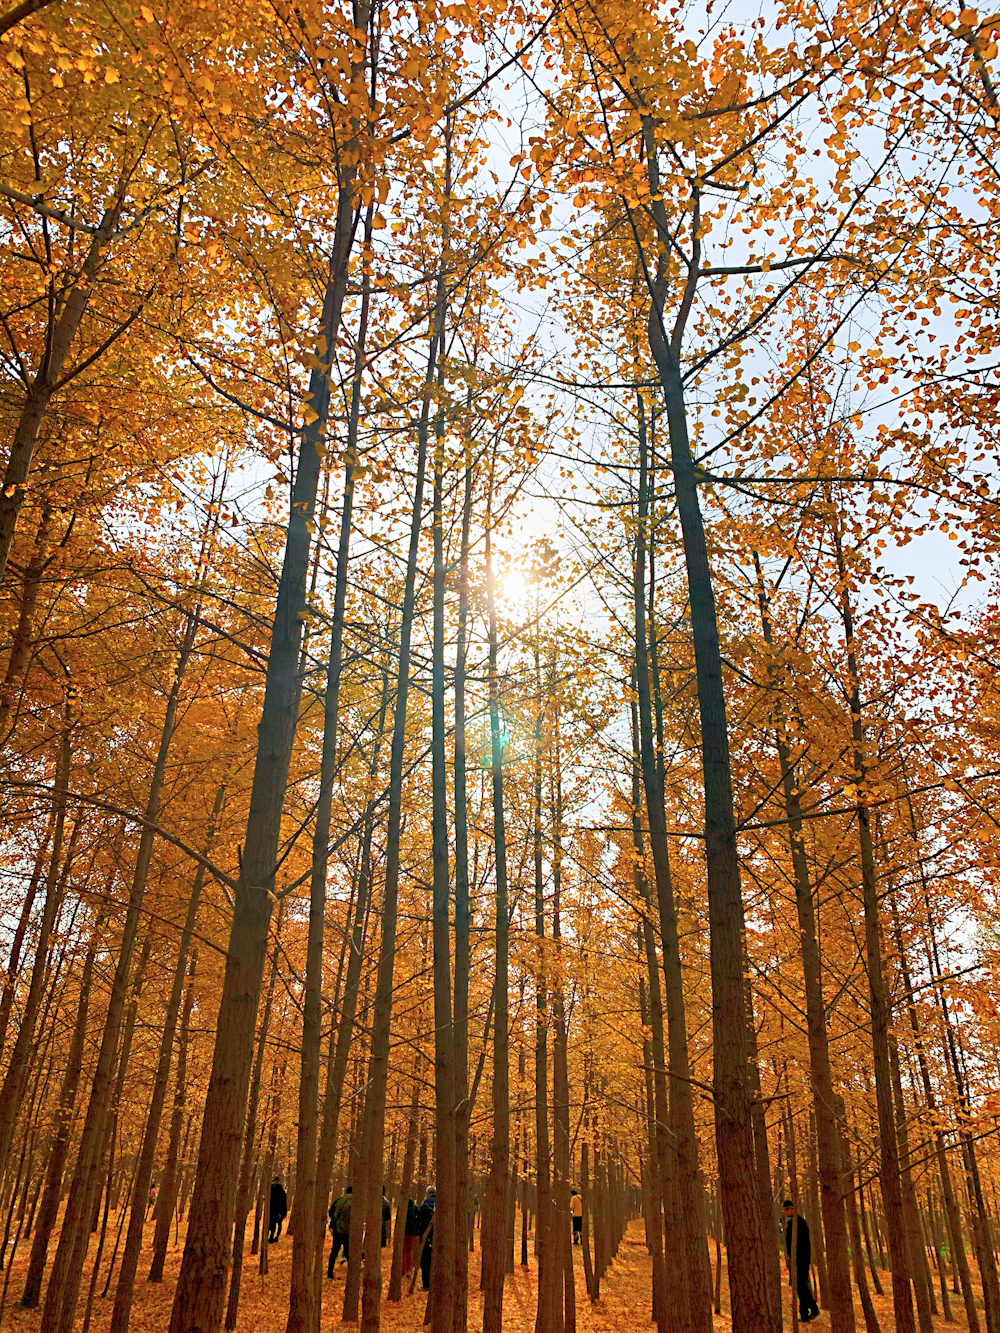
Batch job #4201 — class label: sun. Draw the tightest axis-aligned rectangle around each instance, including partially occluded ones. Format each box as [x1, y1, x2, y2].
[501, 568, 526, 601]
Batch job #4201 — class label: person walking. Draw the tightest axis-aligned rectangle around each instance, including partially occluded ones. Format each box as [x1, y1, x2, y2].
[783, 1199, 819, 1323]
[268, 1175, 288, 1243]
[328, 1185, 352, 1276]
[416, 1185, 436, 1291]
[381, 1185, 391, 1247]
[402, 1198, 419, 1276]
[570, 1189, 582, 1244]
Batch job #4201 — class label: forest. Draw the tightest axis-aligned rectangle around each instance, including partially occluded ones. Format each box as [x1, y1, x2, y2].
[2, 0, 1000, 1331]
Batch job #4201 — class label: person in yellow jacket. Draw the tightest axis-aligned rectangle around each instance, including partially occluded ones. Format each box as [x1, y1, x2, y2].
[570, 1190, 583, 1245]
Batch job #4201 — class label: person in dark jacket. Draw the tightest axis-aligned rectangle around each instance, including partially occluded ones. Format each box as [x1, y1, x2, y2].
[402, 1198, 419, 1275]
[381, 1186, 391, 1247]
[268, 1176, 288, 1243]
[416, 1185, 436, 1290]
[783, 1199, 819, 1322]
[328, 1186, 352, 1277]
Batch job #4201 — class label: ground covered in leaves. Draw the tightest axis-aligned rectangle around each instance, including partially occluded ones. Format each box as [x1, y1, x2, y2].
[0, 1215, 985, 1332]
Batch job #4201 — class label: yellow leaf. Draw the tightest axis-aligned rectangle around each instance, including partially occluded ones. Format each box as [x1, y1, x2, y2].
[372, 213, 387, 229]
[139, 4, 154, 18]
[105, 67, 120, 83]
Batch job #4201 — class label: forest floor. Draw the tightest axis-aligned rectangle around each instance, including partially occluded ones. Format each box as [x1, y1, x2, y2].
[0, 1213, 982, 1332]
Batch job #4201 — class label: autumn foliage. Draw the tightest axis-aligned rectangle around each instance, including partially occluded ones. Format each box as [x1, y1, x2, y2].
[3, 1, 1000, 1332]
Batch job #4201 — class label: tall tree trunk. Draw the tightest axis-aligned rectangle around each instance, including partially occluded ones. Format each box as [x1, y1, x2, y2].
[452, 448, 474, 1333]
[150, 944, 198, 1282]
[631, 389, 712, 1331]
[0, 817, 53, 1061]
[388, 1068, 420, 1302]
[111, 783, 226, 1331]
[533, 651, 555, 1333]
[481, 514, 511, 1333]
[647, 294, 774, 1331]
[832, 528, 914, 1333]
[20, 911, 103, 1307]
[289, 202, 374, 1333]
[0, 504, 52, 746]
[429, 268, 456, 1333]
[892, 877, 979, 1331]
[0, 202, 122, 582]
[40, 612, 195, 1333]
[224, 903, 283, 1326]
[169, 71, 366, 1326]
[0, 714, 72, 1176]
[632, 696, 683, 1333]
[836, 1099, 881, 1333]
[550, 747, 575, 1333]
[755, 556, 854, 1333]
[358, 330, 433, 1333]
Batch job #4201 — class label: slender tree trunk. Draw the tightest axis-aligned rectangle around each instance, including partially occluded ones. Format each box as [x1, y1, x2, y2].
[580, 1133, 595, 1301]
[112, 783, 225, 1332]
[311, 657, 390, 1311]
[631, 390, 712, 1332]
[550, 760, 575, 1333]
[837, 1101, 882, 1333]
[533, 652, 555, 1333]
[429, 272, 457, 1333]
[898, 812, 980, 1332]
[289, 203, 374, 1333]
[0, 203, 121, 582]
[40, 613, 193, 1333]
[755, 557, 854, 1333]
[388, 1069, 420, 1302]
[20, 913, 102, 1306]
[0, 504, 52, 745]
[452, 448, 474, 1333]
[358, 329, 433, 1333]
[0, 717, 72, 1176]
[169, 88, 365, 1328]
[150, 943, 198, 1282]
[0, 818, 53, 1060]
[832, 529, 914, 1333]
[481, 516, 511, 1333]
[889, 1036, 934, 1333]
[644, 165, 774, 1329]
[224, 904, 283, 1326]
[632, 696, 685, 1333]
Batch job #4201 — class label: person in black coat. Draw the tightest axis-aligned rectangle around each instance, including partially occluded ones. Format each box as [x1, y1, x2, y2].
[381, 1186, 391, 1247]
[402, 1197, 419, 1275]
[783, 1199, 819, 1322]
[268, 1176, 288, 1243]
[416, 1186, 436, 1291]
[328, 1186, 352, 1276]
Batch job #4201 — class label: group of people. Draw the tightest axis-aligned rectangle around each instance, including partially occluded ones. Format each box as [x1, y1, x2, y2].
[326, 1184, 437, 1289]
[270, 1177, 817, 1321]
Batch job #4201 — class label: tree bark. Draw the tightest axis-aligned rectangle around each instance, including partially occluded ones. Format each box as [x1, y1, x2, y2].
[111, 782, 225, 1331]
[0, 202, 122, 582]
[755, 557, 854, 1333]
[40, 612, 194, 1333]
[0, 717, 72, 1178]
[20, 912, 102, 1306]
[452, 447, 474, 1333]
[289, 202, 374, 1333]
[429, 271, 457, 1333]
[357, 328, 432, 1333]
[631, 389, 712, 1331]
[223, 903, 283, 1326]
[832, 529, 914, 1333]
[168, 113, 365, 1327]
[481, 516, 511, 1333]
